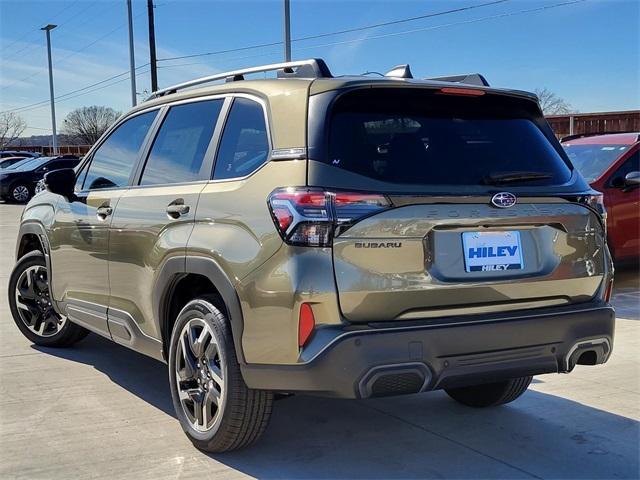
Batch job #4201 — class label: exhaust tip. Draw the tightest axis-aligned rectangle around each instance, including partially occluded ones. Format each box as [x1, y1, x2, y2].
[564, 338, 611, 371]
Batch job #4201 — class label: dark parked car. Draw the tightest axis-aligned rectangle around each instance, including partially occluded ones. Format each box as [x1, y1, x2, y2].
[0, 156, 28, 169]
[562, 132, 639, 263]
[0, 150, 40, 158]
[0, 155, 80, 202]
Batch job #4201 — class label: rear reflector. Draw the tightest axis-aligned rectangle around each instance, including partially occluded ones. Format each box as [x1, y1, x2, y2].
[298, 303, 315, 347]
[438, 87, 485, 96]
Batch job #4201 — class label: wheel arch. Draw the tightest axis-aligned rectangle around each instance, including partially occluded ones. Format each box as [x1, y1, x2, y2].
[14, 221, 66, 318]
[154, 256, 246, 364]
[16, 222, 49, 261]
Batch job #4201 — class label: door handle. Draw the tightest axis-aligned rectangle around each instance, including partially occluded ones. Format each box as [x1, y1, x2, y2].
[96, 206, 113, 220]
[166, 203, 190, 218]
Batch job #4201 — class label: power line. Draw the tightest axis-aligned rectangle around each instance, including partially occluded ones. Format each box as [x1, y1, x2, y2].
[2, 64, 150, 114]
[14, 69, 151, 116]
[2, 1, 110, 64]
[283, 0, 588, 54]
[1, 10, 147, 92]
[157, 0, 510, 63]
[0, 0, 80, 54]
[55, 1, 100, 29]
[2, 0, 587, 116]
[157, 0, 587, 73]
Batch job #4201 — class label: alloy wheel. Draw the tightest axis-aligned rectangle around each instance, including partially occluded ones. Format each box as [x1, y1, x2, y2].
[12, 185, 29, 202]
[175, 318, 225, 432]
[14, 265, 66, 337]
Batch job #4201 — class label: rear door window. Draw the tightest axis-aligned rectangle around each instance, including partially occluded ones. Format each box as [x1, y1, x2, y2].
[140, 99, 223, 185]
[327, 89, 571, 187]
[213, 98, 269, 180]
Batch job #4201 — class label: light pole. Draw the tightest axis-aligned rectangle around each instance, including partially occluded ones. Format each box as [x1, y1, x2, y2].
[283, 0, 291, 62]
[126, 0, 137, 106]
[41, 24, 57, 155]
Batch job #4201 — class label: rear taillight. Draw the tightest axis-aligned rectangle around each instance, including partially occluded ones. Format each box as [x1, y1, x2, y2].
[268, 187, 391, 246]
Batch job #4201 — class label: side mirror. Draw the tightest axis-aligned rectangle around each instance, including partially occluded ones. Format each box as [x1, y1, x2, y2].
[624, 171, 640, 187]
[44, 168, 76, 198]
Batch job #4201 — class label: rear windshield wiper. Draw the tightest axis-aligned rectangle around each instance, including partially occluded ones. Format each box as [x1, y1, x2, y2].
[483, 171, 553, 185]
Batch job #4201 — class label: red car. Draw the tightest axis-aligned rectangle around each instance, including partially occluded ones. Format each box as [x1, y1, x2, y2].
[562, 132, 639, 263]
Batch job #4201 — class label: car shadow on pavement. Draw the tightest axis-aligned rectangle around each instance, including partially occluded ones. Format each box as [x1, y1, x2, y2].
[34, 334, 639, 479]
[34, 334, 175, 417]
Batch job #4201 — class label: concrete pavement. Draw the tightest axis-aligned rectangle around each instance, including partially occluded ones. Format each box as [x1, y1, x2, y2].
[0, 202, 638, 479]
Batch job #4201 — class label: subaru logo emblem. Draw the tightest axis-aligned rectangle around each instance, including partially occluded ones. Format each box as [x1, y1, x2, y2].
[491, 192, 517, 208]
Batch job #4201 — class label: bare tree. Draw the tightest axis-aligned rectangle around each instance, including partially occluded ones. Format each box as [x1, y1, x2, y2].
[0, 112, 27, 147]
[535, 88, 575, 115]
[63, 106, 121, 144]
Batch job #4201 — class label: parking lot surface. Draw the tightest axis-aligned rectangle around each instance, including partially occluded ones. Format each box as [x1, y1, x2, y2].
[0, 202, 638, 479]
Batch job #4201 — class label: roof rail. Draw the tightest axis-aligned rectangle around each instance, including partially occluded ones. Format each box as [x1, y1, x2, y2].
[425, 73, 490, 87]
[147, 58, 332, 100]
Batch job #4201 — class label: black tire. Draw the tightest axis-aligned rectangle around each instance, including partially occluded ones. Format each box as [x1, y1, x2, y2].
[168, 295, 273, 452]
[9, 183, 31, 203]
[445, 376, 533, 408]
[8, 251, 89, 347]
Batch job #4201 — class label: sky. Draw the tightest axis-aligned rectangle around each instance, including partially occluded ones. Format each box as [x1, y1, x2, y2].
[0, 0, 638, 137]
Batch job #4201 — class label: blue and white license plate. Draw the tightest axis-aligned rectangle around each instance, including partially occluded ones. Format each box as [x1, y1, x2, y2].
[462, 231, 523, 272]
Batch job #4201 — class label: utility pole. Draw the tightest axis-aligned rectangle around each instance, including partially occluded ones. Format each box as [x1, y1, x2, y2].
[147, 0, 158, 92]
[126, 0, 137, 106]
[41, 24, 58, 155]
[283, 0, 291, 62]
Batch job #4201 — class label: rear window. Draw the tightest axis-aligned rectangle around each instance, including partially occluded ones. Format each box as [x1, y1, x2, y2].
[327, 89, 571, 187]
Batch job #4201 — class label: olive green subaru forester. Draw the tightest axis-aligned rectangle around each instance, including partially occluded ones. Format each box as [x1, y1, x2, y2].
[9, 59, 615, 452]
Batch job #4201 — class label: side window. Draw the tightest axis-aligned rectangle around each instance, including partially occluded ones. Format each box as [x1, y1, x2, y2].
[213, 98, 269, 180]
[140, 100, 222, 185]
[609, 151, 639, 186]
[83, 110, 157, 190]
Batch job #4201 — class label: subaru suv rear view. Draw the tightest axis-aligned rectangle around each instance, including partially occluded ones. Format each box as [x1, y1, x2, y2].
[8, 59, 614, 453]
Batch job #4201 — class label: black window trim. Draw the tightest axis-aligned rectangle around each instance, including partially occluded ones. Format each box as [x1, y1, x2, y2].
[74, 92, 274, 192]
[126, 93, 273, 189]
[130, 95, 231, 189]
[74, 106, 163, 193]
[208, 94, 273, 183]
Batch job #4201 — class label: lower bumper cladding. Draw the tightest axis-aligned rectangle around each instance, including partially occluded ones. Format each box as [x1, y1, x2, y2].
[241, 302, 615, 399]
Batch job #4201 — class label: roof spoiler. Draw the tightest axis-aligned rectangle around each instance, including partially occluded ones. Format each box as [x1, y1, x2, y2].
[425, 73, 490, 87]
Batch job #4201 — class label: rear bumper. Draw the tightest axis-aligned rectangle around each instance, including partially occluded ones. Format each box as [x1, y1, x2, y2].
[241, 302, 615, 398]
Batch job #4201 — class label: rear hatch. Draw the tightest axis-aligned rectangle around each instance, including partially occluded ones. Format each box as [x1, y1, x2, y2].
[307, 86, 607, 322]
